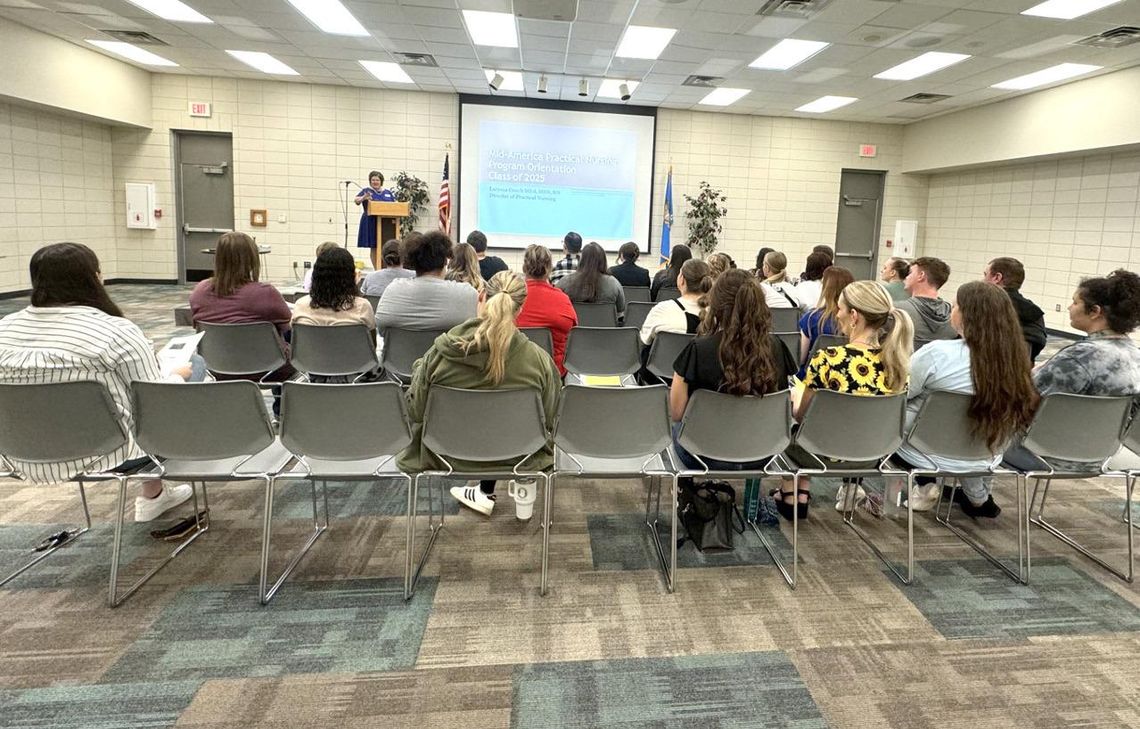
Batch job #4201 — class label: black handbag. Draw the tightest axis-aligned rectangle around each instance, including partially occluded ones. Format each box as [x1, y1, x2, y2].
[677, 480, 746, 552]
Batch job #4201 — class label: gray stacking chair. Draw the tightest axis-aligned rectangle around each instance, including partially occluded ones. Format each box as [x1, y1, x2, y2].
[623, 301, 655, 333]
[656, 286, 681, 301]
[1005, 393, 1134, 582]
[572, 302, 618, 327]
[520, 327, 554, 358]
[381, 328, 443, 384]
[774, 332, 802, 366]
[550, 385, 676, 593]
[279, 382, 424, 600]
[290, 323, 378, 382]
[0, 381, 128, 587]
[623, 286, 652, 303]
[413, 386, 550, 595]
[198, 321, 287, 380]
[645, 331, 693, 384]
[770, 308, 801, 333]
[894, 391, 1026, 585]
[364, 294, 381, 313]
[124, 381, 295, 607]
[563, 327, 641, 382]
[674, 389, 795, 585]
[783, 390, 907, 587]
[808, 333, 848, 362]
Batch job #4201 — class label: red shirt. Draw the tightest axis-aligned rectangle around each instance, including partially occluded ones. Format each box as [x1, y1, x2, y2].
[189, 280, 292, 335]
[516, 279, 577, 375]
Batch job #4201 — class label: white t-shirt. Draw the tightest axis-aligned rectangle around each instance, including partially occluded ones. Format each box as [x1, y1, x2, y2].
[640, 296, 701, 345]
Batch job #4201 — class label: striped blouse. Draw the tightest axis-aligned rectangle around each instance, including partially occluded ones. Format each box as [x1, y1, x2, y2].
[0, 305, 166, 483]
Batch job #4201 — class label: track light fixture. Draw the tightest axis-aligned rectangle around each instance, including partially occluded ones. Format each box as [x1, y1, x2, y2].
[537, 74, 548, 93]
[619, 82, 631, 101]
[578, 78, 589, 97]
[489, 72, 504, 91]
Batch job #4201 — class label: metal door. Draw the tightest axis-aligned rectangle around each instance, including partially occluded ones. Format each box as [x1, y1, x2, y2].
[833, 170, 885, 281]
[174, 132, 234, 282]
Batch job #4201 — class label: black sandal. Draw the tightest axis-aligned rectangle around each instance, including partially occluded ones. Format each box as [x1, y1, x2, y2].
[770, 488, 812, 522]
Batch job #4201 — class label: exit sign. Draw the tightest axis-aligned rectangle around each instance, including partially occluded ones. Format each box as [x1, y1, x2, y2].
[189, 102, 212, 118]
[859, 144, 877, 158]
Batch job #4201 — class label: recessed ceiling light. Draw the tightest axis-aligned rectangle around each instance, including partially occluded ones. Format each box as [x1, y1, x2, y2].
[462, 10, 518, 48]
[796, 95, 857, 113]
[87, 39, 178, 66]
[874, 52, 970, 81]
[616, 25, 677, 60]
[226, 50, 299, 76]
[1022, 0, 1124, 20]
[285, 0, 367, 36]
[122, 0, 211, 23]
[991, 62, 1102, 90]
[698, 87, 750, 106]
[598, 79, 639, 99]
[749, 39, 830, 70]
[359, 61, 414, 84]
[484, 69, 523, 91]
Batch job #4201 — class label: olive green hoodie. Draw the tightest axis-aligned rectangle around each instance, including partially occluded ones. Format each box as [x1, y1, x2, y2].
[397, 317, 562, 474]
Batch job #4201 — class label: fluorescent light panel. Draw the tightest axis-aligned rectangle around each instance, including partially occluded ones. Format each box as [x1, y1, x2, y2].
[749, 39, 829, 70]
[87, 39, 178, 66]
[122, 0, 211, 23]
[874, 52, 970, 81]
[616, 25, 676, 60]
[796, 95, 857, 113]
[484, 69, 524, 91]
[359, 61, 413, 84]
[286, 0, 367, 36]
[226, 50, 299, 76]
[991, 62, 1101, 90]
[462, 10, 518, 48]
[597, 79, 639, 98]
[1022, 0, 1124, 20]
[698, 87, 750, 106]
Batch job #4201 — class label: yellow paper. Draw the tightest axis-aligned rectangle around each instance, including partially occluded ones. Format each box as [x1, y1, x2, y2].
[582, 375, 623, 387]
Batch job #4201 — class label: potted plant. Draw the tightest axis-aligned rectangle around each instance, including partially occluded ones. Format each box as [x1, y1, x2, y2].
[683, 181, 727, 256]
[393, 171, 430, 232]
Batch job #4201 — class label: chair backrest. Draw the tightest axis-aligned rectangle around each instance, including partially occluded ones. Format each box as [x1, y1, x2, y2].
[198, 321, 286, 377]
[623, 301, 655, 333]
[131, 381, 275, 461]
[1023, 393, 1132, 463]
[290, 323, 377, 378]
[421, 386, 547, 464]
[906, 390, 997, 461]
[677, 389, 792, 464]
[555, 385, 671, 459]
[280, 381, 411, 461]
[770, 308, 800, 333]
[809, 333, 848, 361]
[381, 328, 444, 382]
[623, 286, 652, 303]
[364, 294, 380, 313]
[796, 390, 906, 462]
[656, 286, 681, 301]
[645, 331, 693, 380]
[1122, 410, 1140, 458]
[563, 327, 641, 376]
[774, 332, 801, 365]
[520, 327, 554, 357]
[572, 301, 618, 327]
[0, 381, 127, 466]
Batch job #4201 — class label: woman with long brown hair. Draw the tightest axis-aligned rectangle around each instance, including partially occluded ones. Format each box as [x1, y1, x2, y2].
[797, 265, 854, 373]
[557, 241, 626, 318]
[897, 281, 1038, 517]
[444, 242, 485, 292]
[190, 231, 291, 337]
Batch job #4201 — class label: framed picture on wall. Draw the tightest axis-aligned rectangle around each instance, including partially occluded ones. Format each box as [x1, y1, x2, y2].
[250, 209, 267, 227]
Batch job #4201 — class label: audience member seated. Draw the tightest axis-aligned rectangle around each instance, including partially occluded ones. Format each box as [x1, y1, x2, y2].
[0, 242, 199, 522]
[651, 244, 692, 300]
[376, 231, 477, 332]
[1005, 269, 1140, 474]
[797, 266, 854, 374]
[750, 246, 775, 277]
[301, 241, 338, 291]
[793, 252, 831, 308]
[894, 281, 1037, 518]
[398, 271, 561, 517]
[516, 244, 577, 376]
[983, 257, 1046, 362]
[292, 246, 376, 343]
[704, 252, 735, 280]
[190, 231, 292, 338]
[360, 238, 413, 298]
[445, 242, 486, 292]
[894, 256, 957, 350]
[468, 230, 508, 282]
[781, 281, 914, 519]
[759, 251, 803, 310]
[608, 241, 651, 287]
[550, 231, 583, 284]
[641, 259, 711, 346]
[557, 242, 627, 320]
[879, 257, 910, 302]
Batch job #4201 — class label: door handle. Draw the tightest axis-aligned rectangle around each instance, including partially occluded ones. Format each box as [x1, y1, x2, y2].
[835, 251, 873, 260]
[183, 224, 231, 235]
[842, 195, 866, 207]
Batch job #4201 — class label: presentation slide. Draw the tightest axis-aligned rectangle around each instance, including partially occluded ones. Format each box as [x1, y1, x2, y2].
[459, 101, 656, 252]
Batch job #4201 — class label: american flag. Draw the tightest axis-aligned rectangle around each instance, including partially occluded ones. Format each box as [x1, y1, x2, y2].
[438, 154, 450, 234]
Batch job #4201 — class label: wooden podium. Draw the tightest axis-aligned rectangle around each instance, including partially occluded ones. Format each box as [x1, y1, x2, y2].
[366, 200, 409, 246]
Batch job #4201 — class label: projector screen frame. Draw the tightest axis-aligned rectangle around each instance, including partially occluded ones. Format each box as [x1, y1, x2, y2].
[456, 93, 658, 254]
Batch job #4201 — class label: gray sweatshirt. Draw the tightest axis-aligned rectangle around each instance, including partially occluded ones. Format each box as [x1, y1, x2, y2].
[895, 295, 957, 351]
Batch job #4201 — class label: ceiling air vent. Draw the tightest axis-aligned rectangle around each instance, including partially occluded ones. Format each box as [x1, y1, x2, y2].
[1074, 26, 1140, 49]
[757, 0, 834, 19]
[683, 75, 722, 88]
[393, 52, 438, 67]
[513, 0, 578, 22]
[99, 29, 169, 45]
[900, 92, 951, 104]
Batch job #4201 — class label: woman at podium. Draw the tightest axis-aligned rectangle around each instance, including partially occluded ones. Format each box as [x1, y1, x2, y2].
[354, 170, 395, 268]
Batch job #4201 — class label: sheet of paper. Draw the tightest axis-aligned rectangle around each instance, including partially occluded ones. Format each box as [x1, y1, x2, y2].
[157, 331, 204, 376]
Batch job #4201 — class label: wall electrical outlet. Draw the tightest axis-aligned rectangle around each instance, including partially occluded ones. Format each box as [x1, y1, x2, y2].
[1055, 304, 1062, 312]
[303, 261, 312, 269]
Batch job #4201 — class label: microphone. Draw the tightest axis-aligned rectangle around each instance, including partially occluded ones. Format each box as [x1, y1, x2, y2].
[343, 180, 359, 186]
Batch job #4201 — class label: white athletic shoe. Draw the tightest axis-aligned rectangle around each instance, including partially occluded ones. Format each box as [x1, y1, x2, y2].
[907, 483, 941, 512]
[834, 483, 867, 512]
[450, 484, 495, 516]
[134, 483, 193, 522]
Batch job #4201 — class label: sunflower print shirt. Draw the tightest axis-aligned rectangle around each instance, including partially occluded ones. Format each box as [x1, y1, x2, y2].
[803, 345, 893, 395]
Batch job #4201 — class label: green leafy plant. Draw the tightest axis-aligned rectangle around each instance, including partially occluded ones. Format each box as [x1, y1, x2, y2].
[393, 171, 430, 232]
[683, 181, 727, 256]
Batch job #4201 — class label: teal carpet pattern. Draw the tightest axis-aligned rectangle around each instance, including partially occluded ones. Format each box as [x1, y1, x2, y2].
[0, 681, 200, 729]
[586, 513, 790, 570]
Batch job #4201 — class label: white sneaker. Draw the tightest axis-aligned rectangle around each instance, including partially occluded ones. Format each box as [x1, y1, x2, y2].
[835, 483, 866, 512]
[450, 484, 495, 516]
[907, 483, 941, 512]
[135, 483, 193, 522]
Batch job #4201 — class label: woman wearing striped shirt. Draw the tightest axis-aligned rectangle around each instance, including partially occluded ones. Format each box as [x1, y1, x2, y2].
[0, 243, 195, 522]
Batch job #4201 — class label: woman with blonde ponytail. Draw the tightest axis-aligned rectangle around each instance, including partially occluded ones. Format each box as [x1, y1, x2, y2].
[398, 270, 562, 517]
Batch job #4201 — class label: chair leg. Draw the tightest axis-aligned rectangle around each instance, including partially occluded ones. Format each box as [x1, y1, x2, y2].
[541, 474, 554, 596]
[842, 475, 914, 585]
[936, 477, 1028, 584]
[259, 476, 328, 605]
[644, 474, 676, 593]
[0, 482, 93, 588]
[1030, 475, 1133, 583]
[748, 475, 797, 589]
[406, 474, 442, 600]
